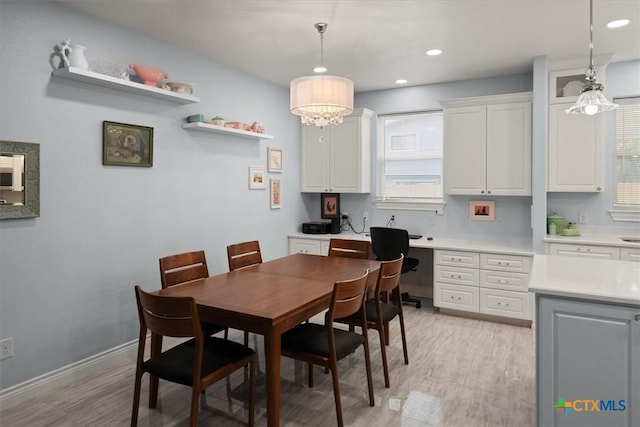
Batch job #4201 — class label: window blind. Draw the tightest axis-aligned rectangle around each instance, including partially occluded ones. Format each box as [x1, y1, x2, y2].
[614, 97, 640, 206]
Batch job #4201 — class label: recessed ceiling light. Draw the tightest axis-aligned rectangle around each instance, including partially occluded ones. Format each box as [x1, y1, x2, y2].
[606, 18, 630, 28]
[425, 49, 443, 56]
[395, 79, 408, 84]
[313, 66, 327, 73]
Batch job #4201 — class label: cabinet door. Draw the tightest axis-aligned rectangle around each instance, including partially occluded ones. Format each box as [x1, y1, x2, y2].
[288, 238, 322, 255]
[443, 106, 487, 195]
[537, 296, 640, 427]
[486, 102, 531, 195]
[330, 117, 364, 193]
[301, 126, 330, 192]
[547, 243, 620, 260]
[548, 103, 605, 192]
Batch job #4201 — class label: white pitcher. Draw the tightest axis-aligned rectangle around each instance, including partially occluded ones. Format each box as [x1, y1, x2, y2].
[67, 44, 89, 70]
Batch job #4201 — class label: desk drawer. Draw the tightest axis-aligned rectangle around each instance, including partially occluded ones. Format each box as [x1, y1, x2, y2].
[434, 282, 479, 312]
[434, 265, 478, 286]
[435, 250, 479, 268]
[479, 288, 530, 320]
[480, 253, 531, 273]
[480, 270, 529, 292]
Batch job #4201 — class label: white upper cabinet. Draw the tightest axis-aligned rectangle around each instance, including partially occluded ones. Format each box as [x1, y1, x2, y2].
[301, 108, 373, 193]
[547, 102, 605, 192]
[442, 92, 532, 196]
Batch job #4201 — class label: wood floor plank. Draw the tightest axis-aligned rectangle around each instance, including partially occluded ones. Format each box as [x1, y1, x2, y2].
[0, 301, 535, 426]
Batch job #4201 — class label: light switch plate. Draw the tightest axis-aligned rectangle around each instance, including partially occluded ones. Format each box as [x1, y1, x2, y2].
[0, 337, 14, 360]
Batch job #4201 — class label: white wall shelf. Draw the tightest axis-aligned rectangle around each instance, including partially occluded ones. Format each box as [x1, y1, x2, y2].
[51, 67, 200, 104]
[182, 122, 274, 140]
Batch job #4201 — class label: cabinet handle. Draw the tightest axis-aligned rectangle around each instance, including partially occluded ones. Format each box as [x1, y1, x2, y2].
[487, 190, 491, 194]
[481, 190, 485, 194]
[597, 187, 601, 191]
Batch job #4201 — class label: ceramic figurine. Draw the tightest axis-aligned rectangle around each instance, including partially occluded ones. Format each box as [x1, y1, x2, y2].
[56, 39, 72, 68]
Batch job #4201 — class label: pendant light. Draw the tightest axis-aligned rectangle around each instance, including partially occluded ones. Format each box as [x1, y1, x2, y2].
[290, 23, 354, 127]
[565, 0, 619, 115]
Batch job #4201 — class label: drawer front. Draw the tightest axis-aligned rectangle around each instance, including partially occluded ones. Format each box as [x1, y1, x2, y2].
[547, 243, 620, 260]
[434, 282, 479, 312]
[288, 238, 321, 255]
[620, 248, 640, 262]
[435, 250, 479, 268]
[479, 288, 531, 320]
[480, 253, 531, 273]
[480, 270, 529, 292]
[434, 265, 479, 286]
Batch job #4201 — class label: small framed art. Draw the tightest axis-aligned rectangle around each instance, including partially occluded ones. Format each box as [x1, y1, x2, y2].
[103, 121, 153, 167]
[469, 200, 495, 221]
[267, 147, 282, 172]
[270, 178, 281, 209]
[248, 166, 266, 189]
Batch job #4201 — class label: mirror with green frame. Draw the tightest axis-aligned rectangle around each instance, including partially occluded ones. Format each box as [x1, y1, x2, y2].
[0, 141, 40, 219]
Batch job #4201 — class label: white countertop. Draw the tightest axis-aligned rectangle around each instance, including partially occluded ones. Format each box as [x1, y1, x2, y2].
[289, 232, 535, 257]
[529, 254, 640, 306]
[544, 225, 640, 248]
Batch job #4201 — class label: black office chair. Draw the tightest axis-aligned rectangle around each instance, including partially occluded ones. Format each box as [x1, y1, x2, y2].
[369, 227, 422, 309]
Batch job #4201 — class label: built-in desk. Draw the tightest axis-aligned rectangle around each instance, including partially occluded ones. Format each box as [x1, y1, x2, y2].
[288, 233, 535, 325]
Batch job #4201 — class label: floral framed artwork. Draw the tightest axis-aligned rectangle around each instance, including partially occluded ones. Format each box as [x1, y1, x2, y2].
[249, 166, 266, 189]
[270, 178, 281, 209]
[103, 121, 153, 167]
[469, 200, 495, 221]
[267, 147, 282, 172]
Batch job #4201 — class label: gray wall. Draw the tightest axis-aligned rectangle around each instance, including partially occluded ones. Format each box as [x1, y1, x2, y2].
[0, 1, 307, 389]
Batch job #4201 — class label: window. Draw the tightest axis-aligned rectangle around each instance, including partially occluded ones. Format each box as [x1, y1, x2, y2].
[376, 111, 444, 211]
[610, 97, 640, 222]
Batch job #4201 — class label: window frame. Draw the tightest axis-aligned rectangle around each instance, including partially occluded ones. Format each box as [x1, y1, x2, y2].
[609, 96, 640, 222]
[374, 110, 445, 213]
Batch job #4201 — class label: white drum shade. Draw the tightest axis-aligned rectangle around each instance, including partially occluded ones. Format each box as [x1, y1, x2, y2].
[290, 75, 354, 126]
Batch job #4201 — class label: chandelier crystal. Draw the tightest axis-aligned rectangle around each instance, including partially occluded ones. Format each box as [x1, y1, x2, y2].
[566, 0, 618, 115]
[290, 23, 354, 127]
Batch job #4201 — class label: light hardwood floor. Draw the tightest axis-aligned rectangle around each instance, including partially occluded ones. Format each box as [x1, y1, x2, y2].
[0, 300, 535, 426]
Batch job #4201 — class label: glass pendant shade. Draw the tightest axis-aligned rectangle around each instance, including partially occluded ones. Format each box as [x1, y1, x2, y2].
[290, 75, 354, 126]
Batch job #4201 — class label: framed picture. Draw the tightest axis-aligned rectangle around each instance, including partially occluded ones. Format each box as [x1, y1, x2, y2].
[469, 200, 495, 221]
[103, 121, 153, 167]
[321, 193, 340, 219]
[267, 147, 282, 172]
[270, 178, 281, 209]
[248, 166, 266, 189]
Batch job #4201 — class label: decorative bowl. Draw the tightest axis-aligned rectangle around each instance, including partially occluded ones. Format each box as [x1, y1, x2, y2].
[161, 81, 195, 95]
[225, 121, 250, 131]
[129, 64, 168, 86]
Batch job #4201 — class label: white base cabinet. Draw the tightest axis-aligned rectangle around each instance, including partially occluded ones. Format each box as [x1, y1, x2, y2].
[434, 250, 532, 320]
[547, 243, 620, 260]
[288, 237, 329, 256]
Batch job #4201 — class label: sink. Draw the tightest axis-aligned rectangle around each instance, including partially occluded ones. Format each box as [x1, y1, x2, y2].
[620, 237, 640, 243]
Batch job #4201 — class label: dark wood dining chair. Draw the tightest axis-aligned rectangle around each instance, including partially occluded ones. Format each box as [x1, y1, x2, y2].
[159, 250, 226, 337]
[227, 241, 263, 346]
[227, 240, 263, 271]
[328, 238, 371, 259]
[280, 270, 375, 427]
[131, 286, 256, 427]
[336, 255, 408, 388]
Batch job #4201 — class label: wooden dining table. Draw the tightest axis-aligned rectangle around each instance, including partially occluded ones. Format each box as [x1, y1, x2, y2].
[155, 253, 381, 427]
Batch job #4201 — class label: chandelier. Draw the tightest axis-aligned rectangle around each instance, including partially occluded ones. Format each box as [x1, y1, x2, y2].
[565, 0, 619, 115]
[290, 23, 354, 127]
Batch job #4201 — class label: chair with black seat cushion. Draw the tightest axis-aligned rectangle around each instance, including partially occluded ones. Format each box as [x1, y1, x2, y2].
[131, 285, 256, 427]
[159, 250, 227, 337]
[280, 270, 375, 427]
[336, 255, 408, 388]
[328, 238, 371, 259]
[369, 227, 422, 309]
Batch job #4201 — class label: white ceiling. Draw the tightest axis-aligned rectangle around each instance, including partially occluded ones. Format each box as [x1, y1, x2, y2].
[59, 0, 640, 92]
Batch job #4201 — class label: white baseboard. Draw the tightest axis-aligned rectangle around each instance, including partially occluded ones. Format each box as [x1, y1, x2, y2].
[0, 338, 138, 410]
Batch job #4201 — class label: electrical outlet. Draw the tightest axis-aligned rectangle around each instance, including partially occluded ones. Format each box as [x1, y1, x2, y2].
[362, 211, 368, 221]
[0, 338, 13, 360]
[341, 212, 349, 219]
[578, 212, 588, 224]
